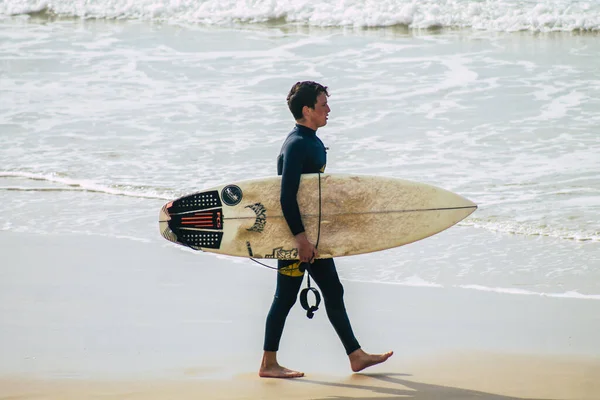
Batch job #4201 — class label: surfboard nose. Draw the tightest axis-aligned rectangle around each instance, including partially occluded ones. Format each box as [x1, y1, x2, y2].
[454, 194, 478, 221]
[463, 197, 478, 212]
[159, 202, 177, 243]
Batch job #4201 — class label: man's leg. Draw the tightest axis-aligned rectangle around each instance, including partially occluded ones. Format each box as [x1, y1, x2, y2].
[309, 258, 393, 372]
[260, 261, 304, 378]
[308, 258, 360, 354]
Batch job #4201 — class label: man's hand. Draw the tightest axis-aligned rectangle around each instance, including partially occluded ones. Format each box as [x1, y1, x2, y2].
[295, 232, 318, 263]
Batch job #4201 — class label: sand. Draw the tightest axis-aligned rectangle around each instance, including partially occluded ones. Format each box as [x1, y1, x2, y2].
[1, 231, 599, 399]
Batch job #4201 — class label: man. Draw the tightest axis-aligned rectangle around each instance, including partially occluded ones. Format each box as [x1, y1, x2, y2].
[259, 81, 393, 378]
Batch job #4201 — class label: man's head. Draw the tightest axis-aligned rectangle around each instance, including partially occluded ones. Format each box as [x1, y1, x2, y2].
[287, 81, 330, 130]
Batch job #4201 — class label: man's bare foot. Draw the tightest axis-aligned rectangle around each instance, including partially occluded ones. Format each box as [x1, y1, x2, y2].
[259, 364, 305, 378]
[349, 348, 393, 372]
[259, 351, 304, 378]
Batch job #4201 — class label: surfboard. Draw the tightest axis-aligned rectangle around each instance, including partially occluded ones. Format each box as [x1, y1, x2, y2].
[159, 173, 476, 259]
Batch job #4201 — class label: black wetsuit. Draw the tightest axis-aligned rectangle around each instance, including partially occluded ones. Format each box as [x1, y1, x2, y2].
[263, 124, 361, 355]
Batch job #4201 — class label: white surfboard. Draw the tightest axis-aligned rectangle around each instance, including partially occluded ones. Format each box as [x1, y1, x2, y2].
[159, 173, 476, 259]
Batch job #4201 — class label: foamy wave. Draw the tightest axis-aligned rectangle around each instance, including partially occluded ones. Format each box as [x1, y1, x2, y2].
[0, 171, 171, 200]
[459, 285, 600, 300]
[346, 276, 443, 288]
[461, 218, 599, 243]
[2, 0, 599, 32]
[345, 278, 600, 300]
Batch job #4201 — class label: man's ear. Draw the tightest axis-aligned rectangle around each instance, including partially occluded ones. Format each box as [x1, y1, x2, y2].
[302, 105, 311, 118]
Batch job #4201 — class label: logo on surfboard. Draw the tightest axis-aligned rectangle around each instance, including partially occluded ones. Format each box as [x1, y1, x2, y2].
[179, 209, 222, 230]
[265, 247, 299, 260]
[246, 202, 266, 232]
[221, 185, 243, 206]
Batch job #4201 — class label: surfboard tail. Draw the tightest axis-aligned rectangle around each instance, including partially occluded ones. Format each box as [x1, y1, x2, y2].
[159, 200, 225, 250]
[159, 202, 177, 243]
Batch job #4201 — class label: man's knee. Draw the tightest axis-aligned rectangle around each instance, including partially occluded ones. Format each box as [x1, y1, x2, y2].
[273, 292, 298, 310]
[323, 280, 345, 304]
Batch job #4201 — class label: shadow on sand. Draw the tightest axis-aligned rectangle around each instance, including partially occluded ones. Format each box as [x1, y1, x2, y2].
[293, 372, 556, 400]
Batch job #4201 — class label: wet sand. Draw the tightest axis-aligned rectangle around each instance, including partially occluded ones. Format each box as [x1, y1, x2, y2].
[1, 232, 599, 399]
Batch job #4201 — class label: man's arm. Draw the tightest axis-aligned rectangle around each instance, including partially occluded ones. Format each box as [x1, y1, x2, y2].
[280, 140, 317, 263]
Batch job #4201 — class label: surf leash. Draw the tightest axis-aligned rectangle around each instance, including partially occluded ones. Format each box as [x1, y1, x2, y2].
[249, 172, 323, 320]
[299, 172, 322, 319]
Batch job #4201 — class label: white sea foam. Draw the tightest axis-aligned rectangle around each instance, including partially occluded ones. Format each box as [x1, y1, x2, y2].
[346, 276, 444, 288]
[527, 90, 588, 121]
[461, 218, 600, 243]
[0, 171, 171, 200]
[2, 0, 599, 32]
[345, 278, 600, 301]
[458, 284, 600, 300]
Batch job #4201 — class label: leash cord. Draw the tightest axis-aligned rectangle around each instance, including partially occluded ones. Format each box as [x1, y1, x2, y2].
[249, 172, 322, 272]
[249, 173, 323, 319]
[304, 171, 322, 288]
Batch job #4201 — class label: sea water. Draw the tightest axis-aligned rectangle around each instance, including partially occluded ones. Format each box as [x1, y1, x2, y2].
[1, 0, 599, 300]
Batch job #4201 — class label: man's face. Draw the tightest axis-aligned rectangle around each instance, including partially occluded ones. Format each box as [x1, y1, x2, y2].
[305, 92, 330, 128]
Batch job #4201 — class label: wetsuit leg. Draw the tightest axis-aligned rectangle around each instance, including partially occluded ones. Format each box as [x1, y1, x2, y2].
[308, 258, 361, 355]
[263, 261, 303, 352]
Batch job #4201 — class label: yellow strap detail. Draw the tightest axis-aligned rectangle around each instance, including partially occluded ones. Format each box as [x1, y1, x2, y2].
[278, 261, 305, 277]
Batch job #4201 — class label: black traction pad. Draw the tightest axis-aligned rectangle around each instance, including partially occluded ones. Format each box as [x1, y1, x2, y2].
[175, 230, 223, 249]
[169, 190, 222, 214]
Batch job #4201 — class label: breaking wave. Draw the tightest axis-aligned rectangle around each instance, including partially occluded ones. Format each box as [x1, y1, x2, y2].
[2, 0, 600, 32]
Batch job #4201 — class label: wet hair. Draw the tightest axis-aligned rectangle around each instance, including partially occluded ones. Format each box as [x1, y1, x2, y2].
[286, 81, 329, 120]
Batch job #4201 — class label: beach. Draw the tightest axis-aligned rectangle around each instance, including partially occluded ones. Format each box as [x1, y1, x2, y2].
[1, 0, 600, 398]
[2, 232, 599, 399]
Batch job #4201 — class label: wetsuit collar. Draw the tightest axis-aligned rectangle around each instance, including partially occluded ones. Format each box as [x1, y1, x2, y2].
[295, 123, 317, 136]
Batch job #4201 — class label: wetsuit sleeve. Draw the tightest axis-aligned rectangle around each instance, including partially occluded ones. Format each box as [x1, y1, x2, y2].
[280, 139, 305, 236]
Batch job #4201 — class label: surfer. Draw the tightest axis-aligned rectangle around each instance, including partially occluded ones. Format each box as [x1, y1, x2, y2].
[259, 81, 393, 378]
